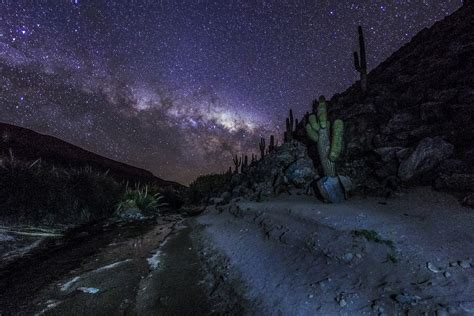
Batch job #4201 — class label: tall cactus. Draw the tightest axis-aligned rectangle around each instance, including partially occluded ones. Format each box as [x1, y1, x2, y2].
[353, 25, 368, 93]
[259, 137, 266, 160]
[232, 154, 241, 174]
[305, 96, 344, 177]
[285, 109, 294, 142]
[241, 154, 248, 173]
[269, 135, 275, 153]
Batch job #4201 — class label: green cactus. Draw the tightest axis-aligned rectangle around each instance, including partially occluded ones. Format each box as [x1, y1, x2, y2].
[305, 96, 344, 177]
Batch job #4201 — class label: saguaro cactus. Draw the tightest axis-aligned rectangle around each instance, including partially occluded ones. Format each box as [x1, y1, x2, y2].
[259, 137, 266, 160]
[284, 109, 295, 142]
[241, 155, 248, 173]
[305, 96, 344, 177]
[353, 25, 368, 93]
[232, 154, 241, 174]
[269, 135, 275, 153]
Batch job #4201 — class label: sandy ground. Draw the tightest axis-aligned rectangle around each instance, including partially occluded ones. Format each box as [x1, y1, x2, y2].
[197, 187, 474, 315]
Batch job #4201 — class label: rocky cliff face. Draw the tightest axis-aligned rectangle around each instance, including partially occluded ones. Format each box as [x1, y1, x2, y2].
[299, 4, 473, 202]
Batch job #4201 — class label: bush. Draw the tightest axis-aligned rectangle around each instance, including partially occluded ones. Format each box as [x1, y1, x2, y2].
[0, 153, 123, 225]
[116, 185, 167, 217]
[187, 172, 232, 205]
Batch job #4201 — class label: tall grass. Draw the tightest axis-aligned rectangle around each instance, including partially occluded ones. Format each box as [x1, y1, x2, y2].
[0, 152, 123, 225]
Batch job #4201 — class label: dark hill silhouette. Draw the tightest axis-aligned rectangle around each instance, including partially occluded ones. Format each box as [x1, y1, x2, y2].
[0, 122, 184, 189]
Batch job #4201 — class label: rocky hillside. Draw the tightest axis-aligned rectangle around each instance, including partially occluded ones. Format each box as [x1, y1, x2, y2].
[0, 122, 183, 189]
[297, 3, 473, 201]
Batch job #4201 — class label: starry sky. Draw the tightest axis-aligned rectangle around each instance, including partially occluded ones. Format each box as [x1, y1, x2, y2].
[0, 0, 462, 184]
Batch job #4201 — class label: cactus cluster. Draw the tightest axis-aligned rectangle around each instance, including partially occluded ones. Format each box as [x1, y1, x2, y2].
[305, 96, 344, 177]
[353, 25, 368, 93]
[230, 134, 278, 174]
[232, 154, 241, 174]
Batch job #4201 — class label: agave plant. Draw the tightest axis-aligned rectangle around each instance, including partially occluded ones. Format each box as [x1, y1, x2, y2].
[116, 185, 168, 216]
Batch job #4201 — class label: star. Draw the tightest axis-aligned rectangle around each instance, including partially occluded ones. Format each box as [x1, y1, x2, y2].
[0, 0, 462, 184]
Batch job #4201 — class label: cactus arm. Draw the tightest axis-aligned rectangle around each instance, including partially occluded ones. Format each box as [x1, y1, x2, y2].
[317, 101, 328, 129]
[305, 123, 319, 142]
[329, 119, 344, 161]
[308, 114, 320, 131]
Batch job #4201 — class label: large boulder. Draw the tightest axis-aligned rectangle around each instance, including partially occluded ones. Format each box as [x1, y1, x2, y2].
[398, 137, 454, 181]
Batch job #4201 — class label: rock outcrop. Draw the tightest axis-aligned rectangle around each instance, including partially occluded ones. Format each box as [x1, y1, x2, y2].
[296, 4, 473, 200]
[231, 141, 317, 200]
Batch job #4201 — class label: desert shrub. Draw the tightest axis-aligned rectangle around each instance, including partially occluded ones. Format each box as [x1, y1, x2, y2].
[0, 153, 123, 225]
[149, 185, 184, 210]
[116, 185, 167, 216]
[187, 172, 232, 205]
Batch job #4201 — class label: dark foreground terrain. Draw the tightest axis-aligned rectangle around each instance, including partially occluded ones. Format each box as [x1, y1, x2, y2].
[1, 189, 473, 315]
[0, 215, 244, 316]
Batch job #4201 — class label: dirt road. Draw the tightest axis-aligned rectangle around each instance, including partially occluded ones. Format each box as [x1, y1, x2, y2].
[0, 215, 239, 316]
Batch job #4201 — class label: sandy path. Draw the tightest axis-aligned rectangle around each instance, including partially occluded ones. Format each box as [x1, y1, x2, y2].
[197, 187, 474, 315]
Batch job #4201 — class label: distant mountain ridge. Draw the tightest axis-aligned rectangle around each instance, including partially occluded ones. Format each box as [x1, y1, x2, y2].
[0, 122, 184, 189]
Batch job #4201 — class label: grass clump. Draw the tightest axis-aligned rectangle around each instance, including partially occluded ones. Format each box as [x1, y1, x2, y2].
[353, 229, 394, 248]
[116, 185, 168, 217]
[386, 253, 398, 263]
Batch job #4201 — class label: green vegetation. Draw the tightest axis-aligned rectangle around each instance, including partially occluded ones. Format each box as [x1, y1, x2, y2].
[353, 229, 394, 248]
[116, 185, 167, 216]
[305, 96, 344, 177]
[0, 153, 123, 225]
[187, 172, 232, 205]
[386, 253, 398, 264]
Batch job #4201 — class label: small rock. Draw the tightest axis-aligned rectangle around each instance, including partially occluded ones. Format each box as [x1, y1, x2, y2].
[77, 287, 100, 294]
[308, 294, 314, 299]
[220, 192, 232, 203]
[449, 261, 458, 267]
[335, 293, 347, 307]
[444, 271, 451, 278]
[394, 292, 421, 305]
[459, 260, 471, 268]
[427, 262, 442, 273]
[342, 253, 354, 262]
[436, 309, 449, 316]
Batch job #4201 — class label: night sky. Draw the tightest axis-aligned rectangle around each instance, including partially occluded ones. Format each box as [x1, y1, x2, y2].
[0, 0, 462, 184]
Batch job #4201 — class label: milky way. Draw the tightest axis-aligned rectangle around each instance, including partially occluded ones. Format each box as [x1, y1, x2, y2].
[0, 0, 462, 184]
